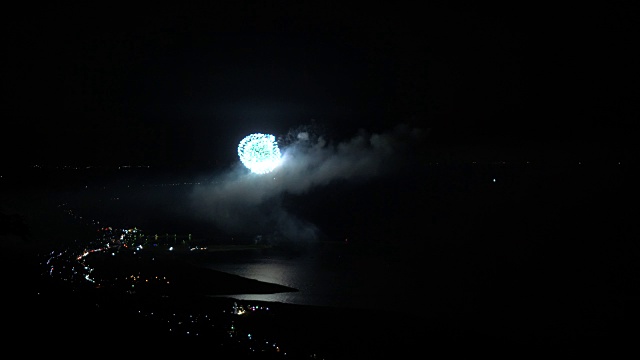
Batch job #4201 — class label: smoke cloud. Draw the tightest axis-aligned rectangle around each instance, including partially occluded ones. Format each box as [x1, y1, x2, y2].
[189, 124, 424, 241]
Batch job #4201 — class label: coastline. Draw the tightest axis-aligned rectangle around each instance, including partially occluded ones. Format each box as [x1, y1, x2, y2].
[0, 237, 435, 357]
[1, 234, 633, 358]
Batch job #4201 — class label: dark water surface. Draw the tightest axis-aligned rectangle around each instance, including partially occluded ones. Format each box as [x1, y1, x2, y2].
[195, 242, 437, 311]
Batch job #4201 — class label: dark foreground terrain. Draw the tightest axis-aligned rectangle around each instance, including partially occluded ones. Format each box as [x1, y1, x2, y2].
[0, 240, 461, 358]
[1, 234, 636, 359]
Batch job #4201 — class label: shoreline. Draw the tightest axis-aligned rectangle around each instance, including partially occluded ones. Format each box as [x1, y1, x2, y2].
[1, 233, 635, 357]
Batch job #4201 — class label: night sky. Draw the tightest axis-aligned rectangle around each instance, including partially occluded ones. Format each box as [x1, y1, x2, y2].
[2, 5, 638, 347]
[3, 3, 637, 169]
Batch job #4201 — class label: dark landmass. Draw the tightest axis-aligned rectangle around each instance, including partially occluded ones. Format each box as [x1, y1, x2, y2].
[0, 237, 455, 358]
[1, 232, 634, 358]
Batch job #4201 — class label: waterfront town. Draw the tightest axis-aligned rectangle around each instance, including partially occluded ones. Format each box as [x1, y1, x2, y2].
[4, 211, 435, 358]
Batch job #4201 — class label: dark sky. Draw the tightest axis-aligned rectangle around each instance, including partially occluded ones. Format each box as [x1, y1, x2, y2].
[3, 3, 637, 169]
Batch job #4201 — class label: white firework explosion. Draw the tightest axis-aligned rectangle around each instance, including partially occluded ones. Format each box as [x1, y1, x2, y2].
[237, 133, 282, 174]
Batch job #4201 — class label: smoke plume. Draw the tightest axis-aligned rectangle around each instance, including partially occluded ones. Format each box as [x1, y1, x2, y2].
[189, 124, 424, 241]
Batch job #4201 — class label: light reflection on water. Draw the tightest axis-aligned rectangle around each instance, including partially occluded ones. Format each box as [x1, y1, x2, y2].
[199, 242, 415, 311]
